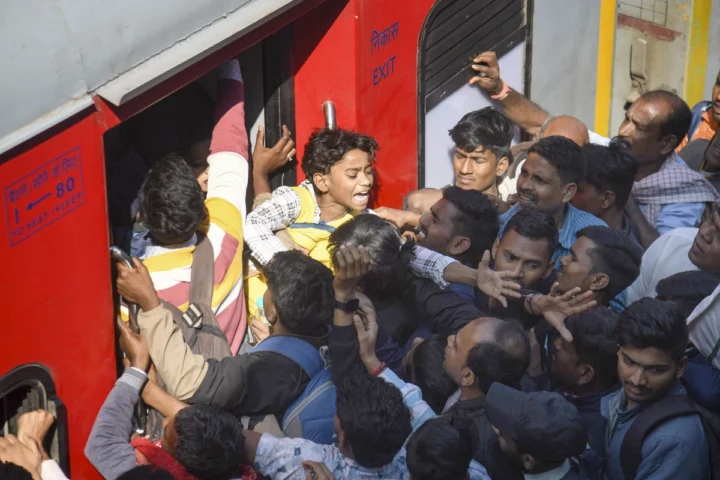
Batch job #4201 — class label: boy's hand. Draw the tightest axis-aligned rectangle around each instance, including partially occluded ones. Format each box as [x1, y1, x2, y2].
[333, 245, 371, 301]
[253, 125, 296, 177]
[117, 318, 151, 371]
[116, 258, 160, 312]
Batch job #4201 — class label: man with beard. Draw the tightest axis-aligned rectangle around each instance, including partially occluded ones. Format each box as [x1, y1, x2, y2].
[473, 52, 718, 249]
[497, 136, 606, 266]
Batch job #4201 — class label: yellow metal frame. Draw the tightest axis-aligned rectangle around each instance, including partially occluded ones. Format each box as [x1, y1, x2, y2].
[685, 0, 712, 106]
[594, 0, 616, 137]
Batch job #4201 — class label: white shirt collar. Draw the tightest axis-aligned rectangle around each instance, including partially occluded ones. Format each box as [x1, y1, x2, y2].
[142, 233, 198, 260]
[524, 459, 572, 480]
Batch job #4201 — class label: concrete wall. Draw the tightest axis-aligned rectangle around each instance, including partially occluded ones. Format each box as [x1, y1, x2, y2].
[529, 0, 602, 129]
[704, 0, 720, 97]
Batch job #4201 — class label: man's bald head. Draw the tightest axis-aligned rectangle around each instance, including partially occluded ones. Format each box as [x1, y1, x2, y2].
[540, 115, 590, 146]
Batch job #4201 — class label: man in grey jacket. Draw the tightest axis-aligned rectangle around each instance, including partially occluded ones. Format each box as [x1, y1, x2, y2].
[601, 298, 710, 479]
[84, 319, 249, 480]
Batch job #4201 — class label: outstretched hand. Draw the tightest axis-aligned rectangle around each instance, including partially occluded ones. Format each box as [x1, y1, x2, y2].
[476, 251, 521, 308]
[533, 283, 597, 342]
[332, 245, 372, 300]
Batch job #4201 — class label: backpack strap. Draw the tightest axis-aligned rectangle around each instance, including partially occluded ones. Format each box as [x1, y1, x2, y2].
[252, 336, 324, 378]
[620, 394, 698, 480]
[688, 101, 713, 144]
[181, 234, 214, 329]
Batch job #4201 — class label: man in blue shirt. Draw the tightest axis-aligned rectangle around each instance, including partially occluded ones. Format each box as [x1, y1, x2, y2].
[602, 298, 710, 480]
[498, 136, 606, 267]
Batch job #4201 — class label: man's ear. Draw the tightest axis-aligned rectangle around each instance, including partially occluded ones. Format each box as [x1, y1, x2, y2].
[491, 237, 500, 259]
[265, 301, 279, 328]
[496, 156, 511, 178]
[460, 366, 475, 389]
[577, 363, 596, 386]
[590, 272, 610, 293]
[449, 236, 471, 257]
[676, 356, 689, 379]
[313, 172, 330, 194]
[522, 454, 537, 472]
[601, 190, 617, 210]
[660, 135, 678, 156]
[563, 183, 578, 203]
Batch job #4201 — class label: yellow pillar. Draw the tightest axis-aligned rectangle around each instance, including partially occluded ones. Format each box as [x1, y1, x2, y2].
[594, 0, 617, 137]
[684, 0, 712, 106]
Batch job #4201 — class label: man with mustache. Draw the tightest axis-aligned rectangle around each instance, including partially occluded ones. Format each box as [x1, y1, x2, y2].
[473, 52, 718, 249]
[497, 136, 606, 267]
[602, 298, 710, 480]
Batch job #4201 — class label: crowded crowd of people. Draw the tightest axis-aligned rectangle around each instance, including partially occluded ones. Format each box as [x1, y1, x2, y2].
[3, 49, 720, 480]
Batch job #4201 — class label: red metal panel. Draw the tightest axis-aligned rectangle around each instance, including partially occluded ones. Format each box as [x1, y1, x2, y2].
[0, 112, 116, 479]
[292, 0, 436, 208]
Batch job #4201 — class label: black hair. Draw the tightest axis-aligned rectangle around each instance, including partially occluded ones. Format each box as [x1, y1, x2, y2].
[264, 250, 334, 336]
[466, 319, 531, 394]
[656, 270, 720, 318]
[139, 153, 207, 245]
[336, 375, 412, 468]
[301, 128, 378, 192]
[0, 462, 33, 480]
[173, 404, 248, 480]
[641, 90, 692, 149]
[565, 308, 619, 388]
[503, 208, 559, 259]
[442, 186, 500, 266]
[616, 298, 689, 362]
[581, 137, 639, 210]
[406, 335, 458, 414]
[329, 214, 414, 302]
[528, 136, 586, 185]
[406, 415, 474, 480]
[577, 226, 643, 300]
[116, 466, 175, 480]
[449, 107, 515, 161]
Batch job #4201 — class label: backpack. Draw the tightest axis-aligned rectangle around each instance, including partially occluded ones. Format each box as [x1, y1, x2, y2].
[129, 233, 232, 440]
[620, 394, 720, 480]
[252, 335, 337, 445]
[688, 101, 713, 143]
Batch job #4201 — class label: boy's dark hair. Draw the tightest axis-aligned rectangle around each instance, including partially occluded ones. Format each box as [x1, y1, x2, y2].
[503, 208, 559, 259]
[449, 107, 515, 161]
[616, 298, 689, 362]
[466, 319, 531, 394]
[0, 462, 33, 480]
[442, 186, 500, 266]
[641, 90, 692, 149]
[581, 138, 639, 210]
[173, 405, 248, 480]
[528, 136, 586, 185]
[406, 415, 474, 480]
[329, 214, 414, 302]
[116, 466, 175, 480]
[577, 226, 643, 300]
[656, 270, 720, 318]
[139, 153, 207, 245]
[406, 335, 458, 414]
[336, 375, 412, 468]
[565, 308, 619, 388]
[264, 251, 334, 336]
[301, 128, 378, 190]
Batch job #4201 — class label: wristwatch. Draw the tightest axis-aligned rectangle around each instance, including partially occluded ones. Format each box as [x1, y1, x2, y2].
[334, 297, 360, 313]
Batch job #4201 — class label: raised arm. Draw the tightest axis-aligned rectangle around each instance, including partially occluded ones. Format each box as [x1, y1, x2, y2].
[470, 51, 550, 136]
[116, 259, 209, 400]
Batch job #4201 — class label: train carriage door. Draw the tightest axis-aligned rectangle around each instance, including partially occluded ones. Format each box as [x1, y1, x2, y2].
[418, 0, 530, 189]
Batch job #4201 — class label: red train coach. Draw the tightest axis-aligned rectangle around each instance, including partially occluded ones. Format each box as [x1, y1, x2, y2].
[0, 0, 529, 476]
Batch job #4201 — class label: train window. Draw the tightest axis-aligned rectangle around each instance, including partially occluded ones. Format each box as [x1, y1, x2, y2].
[0, 364, 69, 474]
[417, 0, 528, 189]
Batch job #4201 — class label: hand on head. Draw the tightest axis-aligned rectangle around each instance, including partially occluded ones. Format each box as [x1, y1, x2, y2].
[332, 244, 372, 299]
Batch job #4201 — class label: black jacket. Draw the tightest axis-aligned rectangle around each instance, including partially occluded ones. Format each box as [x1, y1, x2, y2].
[188, 328, 330, 418]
